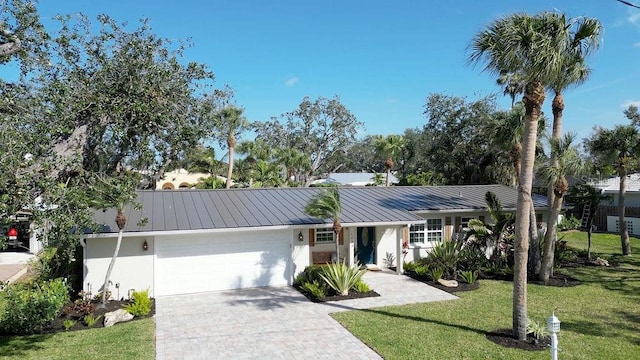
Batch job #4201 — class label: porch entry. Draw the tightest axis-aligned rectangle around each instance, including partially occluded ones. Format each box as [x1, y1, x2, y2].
[356, 227, 375, 265]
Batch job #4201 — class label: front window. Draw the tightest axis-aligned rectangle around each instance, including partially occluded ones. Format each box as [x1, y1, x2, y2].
[410, 218, 444, 244]
[426, 218, 443, 242]
[409, 224, 425, 244]
[315, 227, 335, 243]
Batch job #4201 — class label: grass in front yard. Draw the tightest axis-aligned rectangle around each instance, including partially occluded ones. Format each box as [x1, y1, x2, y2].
[333, 232, 640, 360]
[0, 317, 155, 360]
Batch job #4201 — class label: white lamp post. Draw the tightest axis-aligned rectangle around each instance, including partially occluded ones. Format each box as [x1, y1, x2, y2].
[547, 312, 561, 360]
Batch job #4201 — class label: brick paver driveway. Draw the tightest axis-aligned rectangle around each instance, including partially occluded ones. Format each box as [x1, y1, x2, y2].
[155, 271, 457, 359]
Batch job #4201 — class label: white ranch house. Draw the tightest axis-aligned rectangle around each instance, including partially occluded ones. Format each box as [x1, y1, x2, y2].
[83, 185, 549, 298]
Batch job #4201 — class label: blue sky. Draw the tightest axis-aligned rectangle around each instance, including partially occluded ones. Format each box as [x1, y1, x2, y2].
[3, 1, 640, 143]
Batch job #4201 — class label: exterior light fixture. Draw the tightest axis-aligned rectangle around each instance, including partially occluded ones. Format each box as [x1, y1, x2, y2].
[142, 239, 149, 251]
[298, 231, 304, 242]
[547, 312, 560, 360]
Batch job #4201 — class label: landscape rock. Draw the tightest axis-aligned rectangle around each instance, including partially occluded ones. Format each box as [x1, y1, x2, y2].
[437, 279, 459, 288]
[591, 257, 610, 267]
[104, 309, 134, 327]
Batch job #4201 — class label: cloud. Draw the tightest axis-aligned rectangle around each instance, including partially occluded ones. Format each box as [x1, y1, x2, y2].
[621, 100, 640, 108]
[284, 76, 299, 87]
[634, 42, 640, 48]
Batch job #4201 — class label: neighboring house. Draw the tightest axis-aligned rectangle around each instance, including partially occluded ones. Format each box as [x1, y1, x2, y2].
[313, 172, 399, 186]
[588, 174, 640, 234]
[156, 168, 227, 190]
[83, 185, 549, 298]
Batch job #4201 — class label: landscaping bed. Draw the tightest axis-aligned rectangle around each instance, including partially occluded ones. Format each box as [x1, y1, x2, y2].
[43, 298, 156, 334]
[294, 284, 379, 302]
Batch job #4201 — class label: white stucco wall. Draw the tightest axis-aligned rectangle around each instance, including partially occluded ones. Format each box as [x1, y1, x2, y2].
[292, 230, 310, 278]
[375, 227, 399, 268]
[84, 236, 155, 300]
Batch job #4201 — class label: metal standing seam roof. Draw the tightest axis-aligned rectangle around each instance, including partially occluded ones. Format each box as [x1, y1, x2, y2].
[92, 185, 548, 234]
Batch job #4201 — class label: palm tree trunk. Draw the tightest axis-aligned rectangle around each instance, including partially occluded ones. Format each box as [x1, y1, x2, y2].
[619, 166, 631, 255]
[539, 90, 565, 281]
[101, 229, 123, 306]
[226, 145, 234, 189]
[513, 81, 544, 341]
[528, 205, 540, 274]
[386, 169, 391, 187]
[540, 194, 563, 283]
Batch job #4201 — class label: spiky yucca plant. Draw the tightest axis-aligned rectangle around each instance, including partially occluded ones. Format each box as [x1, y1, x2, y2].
[319, 260, 366, 296]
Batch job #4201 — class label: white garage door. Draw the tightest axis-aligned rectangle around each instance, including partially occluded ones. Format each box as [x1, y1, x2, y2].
[155, 230, 291, 296]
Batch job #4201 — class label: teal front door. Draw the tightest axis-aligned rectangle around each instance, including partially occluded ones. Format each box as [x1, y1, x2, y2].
[356, 227, 375, 265]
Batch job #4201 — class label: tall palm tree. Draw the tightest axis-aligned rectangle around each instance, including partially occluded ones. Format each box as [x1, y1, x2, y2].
[585, 123, 640, 255]
[304, 187, 342, 260]
[468, 12, 576, 340]
[538, 133, 584, 283]
[216, 106, 249, 189]
[542, 13, 601, 280]
[375, 135, 405, 186]
[276, 148, 311, 185]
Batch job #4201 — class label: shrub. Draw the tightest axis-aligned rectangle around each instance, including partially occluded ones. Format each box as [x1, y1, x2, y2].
[403, 261, 418, 273]
[123, 289, 152, 317]
[83, 313, 102, 327]
[301, 280, 327, 299]
[63, 319, 77, 331]
[559, 215, 581, 231]
[429, 266, 444, 281]
[63, 296, 95, 319]
[427, 240, 463, 278]
[320, 260, 366, 296]
[414, 264, 429, 277]
[353, 280, 371, 293]
[458, 270, 478, 284]
[0, 278, 70, 335]
[458, 246, 487, 272]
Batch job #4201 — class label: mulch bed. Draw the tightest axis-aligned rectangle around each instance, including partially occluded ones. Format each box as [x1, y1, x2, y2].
[405, 273, 480, 294]
[43, 298, 156, 334]
[486, 328, 551, 351]
[294, 285, 380, 303]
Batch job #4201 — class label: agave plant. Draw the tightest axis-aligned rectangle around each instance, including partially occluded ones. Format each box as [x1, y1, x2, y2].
[319, 260, 367, 296]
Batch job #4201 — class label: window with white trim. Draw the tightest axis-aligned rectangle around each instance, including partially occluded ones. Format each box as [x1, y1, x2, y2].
[410, 218, 444, 244]
[315, 227, 335, 243]
[409, 224, 425, 244]
[426, 218, 444, 242]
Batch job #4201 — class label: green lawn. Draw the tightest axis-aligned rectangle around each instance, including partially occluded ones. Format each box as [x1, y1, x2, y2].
[0, 317, 155, 360]
[333, 231, 640, 360]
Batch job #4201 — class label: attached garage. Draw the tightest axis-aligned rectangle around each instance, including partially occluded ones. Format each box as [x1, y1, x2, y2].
[154, 229, 292, 296]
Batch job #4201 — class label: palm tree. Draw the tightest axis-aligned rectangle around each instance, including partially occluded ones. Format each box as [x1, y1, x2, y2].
[215, 106, 249, 189]
[468, 11, 577, 340]
[91, 175, 140, 307]
[497, 71, 525, 108]
[276, 148, 311, 185]
[585, 123, 640, 255]
[252, 159, 282, 188]
[465, 191, 515, 261]
[538, 133, 584, 283]
[371, 173, 384, 186]
[237, 139, 272, 187]
[542, 13, 601, 280]
[375, 135, 405, 186]
[304, 187, 342, 260]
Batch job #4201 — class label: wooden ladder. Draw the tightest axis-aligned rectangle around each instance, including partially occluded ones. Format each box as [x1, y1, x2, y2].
[580, 204, 591, 229]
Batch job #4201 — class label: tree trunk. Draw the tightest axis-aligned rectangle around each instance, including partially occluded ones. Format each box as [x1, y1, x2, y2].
[539, 193, 563, 283]
[619, 167, 631, 255]
[101, 229, 123, 306]
[226, 142, 235, 189]
[538, 90, 565, 282]
[528, 205, 540, 275]
[513, 81, 544, 341]
[386, 169, 391, 187]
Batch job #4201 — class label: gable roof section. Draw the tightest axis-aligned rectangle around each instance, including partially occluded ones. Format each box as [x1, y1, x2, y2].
[92, 185, 547, 234]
